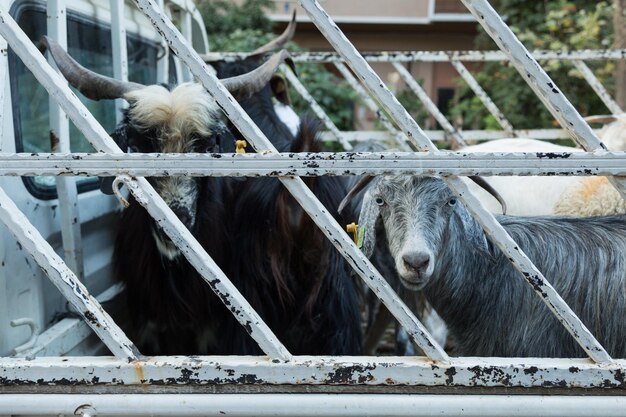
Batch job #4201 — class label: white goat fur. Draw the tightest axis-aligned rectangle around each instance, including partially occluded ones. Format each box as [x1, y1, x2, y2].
[462, 118, 626, 217]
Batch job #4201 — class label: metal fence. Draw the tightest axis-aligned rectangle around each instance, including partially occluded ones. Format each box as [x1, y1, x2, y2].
[211, 48, 626, 147]
[0, 0, 625, 415]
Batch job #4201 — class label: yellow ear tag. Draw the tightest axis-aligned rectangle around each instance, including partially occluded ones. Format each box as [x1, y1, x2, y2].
[235, 140, 247, 154]
[346, 223, 365, 248]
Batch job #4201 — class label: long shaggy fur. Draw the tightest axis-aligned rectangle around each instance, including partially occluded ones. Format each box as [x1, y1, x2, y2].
[114, 80, 362, 355]
[370, 175, 626, 358]
[554, 176, 626, 217]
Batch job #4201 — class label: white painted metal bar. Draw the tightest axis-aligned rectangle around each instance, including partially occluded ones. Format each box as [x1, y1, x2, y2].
[280, 63, 352, 149]
[131, 0, 449, 362]
[205, 49, 626, 64]
[0, 8, 292, 361]
[0, 34, 6, 148]
[1, 356, 625, 389]
[300, 0, 614, 364]
[335, 62, 411, 150]
[47, 0, 85, 282]
[393, 62, 467, 147]
[111, 0, 129, 123]
[16, 283, 125, 358]
[450, 59, 514, 132]
[460, 0, 626, 199]
[573, 60, 624, 115]
[2, 394, 626, 416]
[0, 186, 139, 360]
[0, 151, 623, 176]
[320, 128, 602, 142]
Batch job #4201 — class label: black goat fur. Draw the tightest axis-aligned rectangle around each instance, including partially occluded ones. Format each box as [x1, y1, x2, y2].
[114, 117, 362, 356]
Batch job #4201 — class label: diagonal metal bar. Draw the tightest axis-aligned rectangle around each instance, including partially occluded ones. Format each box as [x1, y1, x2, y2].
[449, 59, 514, 133]
[131, 0, 449, 362]
[300, 0, 614, 364]
[572, 60, 623, 115]
[0, 7, 292, 361]
[280, 63, 352, 149]
[393, 62, 467, 147]
[0, 186, 139, 360]
[460, 0, 626, 200]
[334, 62, 412, 150]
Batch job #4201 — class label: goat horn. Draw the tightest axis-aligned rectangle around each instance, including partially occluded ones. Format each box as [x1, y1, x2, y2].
[221, 49, 296, 100]
[469, 176, 507, 215]
[252, 11, 297, 55]
[584, 115, 619, 124]
[40, 36, 144, 100]
[338, 175, 376, 215]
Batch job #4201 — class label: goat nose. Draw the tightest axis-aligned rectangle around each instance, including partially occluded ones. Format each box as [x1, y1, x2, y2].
[172, 207, 192, 227]
[403, 252, 430, 272]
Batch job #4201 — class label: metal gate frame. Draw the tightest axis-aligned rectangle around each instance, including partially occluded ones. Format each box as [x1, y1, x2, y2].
[0, 0, 625, 415]
[211, 49, 625, 147]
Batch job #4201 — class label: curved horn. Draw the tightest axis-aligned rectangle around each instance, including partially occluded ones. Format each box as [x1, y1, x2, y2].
[252, 10, 297, 55]
[469, 176, 507, 215]
[40, 36, 144, 100]
[584, 115, 619, 124]
[338, 175, 375, 215]
[221, 49, 295, 100]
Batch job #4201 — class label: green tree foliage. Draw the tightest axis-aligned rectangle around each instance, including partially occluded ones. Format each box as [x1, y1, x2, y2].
[450, 0, 615, 130]
[197, 0, 356, 130]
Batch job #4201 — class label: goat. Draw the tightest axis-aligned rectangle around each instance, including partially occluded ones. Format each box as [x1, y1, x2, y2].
[461, 137, 626, 217]
[354, 174, 626, 358]
[42, 35, 362, 355]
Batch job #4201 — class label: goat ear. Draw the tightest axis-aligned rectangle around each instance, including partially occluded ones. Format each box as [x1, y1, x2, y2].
[358, 189, 381, 258]
[270, 74, 292, 105]
[454, 204, 492, 259]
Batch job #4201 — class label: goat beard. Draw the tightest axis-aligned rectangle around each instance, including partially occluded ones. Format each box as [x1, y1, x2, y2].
[151, 227, 182, 261]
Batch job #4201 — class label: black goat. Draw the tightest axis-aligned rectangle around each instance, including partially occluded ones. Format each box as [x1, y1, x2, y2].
[42, 33, 362, 356]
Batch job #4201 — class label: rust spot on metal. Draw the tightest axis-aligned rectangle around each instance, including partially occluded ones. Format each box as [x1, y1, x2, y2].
[133, 361, 145, 383]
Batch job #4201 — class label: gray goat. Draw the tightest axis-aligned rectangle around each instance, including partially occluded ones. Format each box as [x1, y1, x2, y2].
[354, 175, 626, 358]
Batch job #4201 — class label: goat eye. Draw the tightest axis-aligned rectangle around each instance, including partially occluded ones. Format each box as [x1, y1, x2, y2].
[447, 198, 457, 207]
[375, 197, 385, 206]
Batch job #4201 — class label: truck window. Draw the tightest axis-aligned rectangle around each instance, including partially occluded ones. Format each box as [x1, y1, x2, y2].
[9, 2, 160, 199]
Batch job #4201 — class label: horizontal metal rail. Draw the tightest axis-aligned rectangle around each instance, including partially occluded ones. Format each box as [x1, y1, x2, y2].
[1, 356, 625, 389]
[0, 151, 624, 176]
[301, 0, 614, 364]
[2, 395, 626, 417]
[202, 49, 626, 64]
[3, 394, 626, 417]
[133, 0, 450, 362]
[0, 7, 292, 361]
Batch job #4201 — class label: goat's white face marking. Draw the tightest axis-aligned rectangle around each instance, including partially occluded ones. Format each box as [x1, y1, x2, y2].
[125, 83, 222, 259]
[152, 229, 181, 261]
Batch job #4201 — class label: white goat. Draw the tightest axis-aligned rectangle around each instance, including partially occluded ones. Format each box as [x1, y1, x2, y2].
[462, 117, 626, 217]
